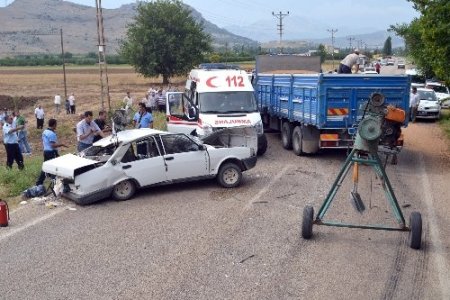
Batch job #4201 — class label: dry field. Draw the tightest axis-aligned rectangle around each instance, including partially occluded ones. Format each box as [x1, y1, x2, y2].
[0, 65, 186, 163]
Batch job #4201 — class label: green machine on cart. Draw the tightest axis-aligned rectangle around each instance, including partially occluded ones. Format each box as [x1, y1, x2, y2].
[301, 93, 423, 249]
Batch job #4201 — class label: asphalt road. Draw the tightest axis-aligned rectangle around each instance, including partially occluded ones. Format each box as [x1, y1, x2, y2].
[1, 64, 449, 299]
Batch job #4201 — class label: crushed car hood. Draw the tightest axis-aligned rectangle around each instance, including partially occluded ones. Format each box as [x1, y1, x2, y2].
[201, 126, 257, 150]
[42, 153, 100, 180]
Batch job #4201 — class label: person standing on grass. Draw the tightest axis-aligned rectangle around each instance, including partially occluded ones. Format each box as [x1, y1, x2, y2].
[76, 111, 105, 152]
[2, 115, 24, 170]
[93, 111, 111, 143]
[54, 93, 62, 114]
[156, 89, 166, 112]
[36, 118, 67, 186]
[15, 110, 32, 155]
[34, 104, 45, 129]
[133, 103, 153, 129]
[68, 93, 76, 114]
[65, 98, 70, 114]
[123, 91, 133, 110]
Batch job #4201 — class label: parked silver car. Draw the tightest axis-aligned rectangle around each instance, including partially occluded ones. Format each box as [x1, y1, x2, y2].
[416, 88, 441, 120]
[43, 128, 258, 205]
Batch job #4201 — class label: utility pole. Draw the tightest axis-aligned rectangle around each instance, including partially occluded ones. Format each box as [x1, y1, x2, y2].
[347, 36, 355, 50]
[95, 0, 111, 112]
[60, 28, 67, 102]
[327, 28, 338, 69]
[272, 11, 289, 54]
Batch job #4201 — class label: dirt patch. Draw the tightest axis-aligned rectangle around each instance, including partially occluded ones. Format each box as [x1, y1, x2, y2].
[0, 95, 47, 110]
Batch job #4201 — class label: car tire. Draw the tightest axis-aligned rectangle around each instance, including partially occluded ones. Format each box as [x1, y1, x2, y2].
[301, 205, 314, 239]
[112, 179, 136, 201]
[217, 162, 242, 188]
[408, 211, 422, 250]
[281, 122, 293, 150]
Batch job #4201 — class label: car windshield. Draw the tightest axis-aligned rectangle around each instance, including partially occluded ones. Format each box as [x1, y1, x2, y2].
[417, 91, 438, 101]
[198, 91, 258, 113]
[81, 143, 118, 161]
[428, 85, 448, 93]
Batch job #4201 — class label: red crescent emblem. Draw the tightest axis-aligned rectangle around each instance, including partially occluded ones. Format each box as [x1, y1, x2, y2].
[206, 76, 218, 88]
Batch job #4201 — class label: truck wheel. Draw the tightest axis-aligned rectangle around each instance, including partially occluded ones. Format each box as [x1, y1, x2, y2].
[408, 211, 422, 249]
[112, 179, 136, 201]
[217, 163, 242, 188]
[302, 205, 314, 239]
[257, 134, 268, 156]
[281, 122, 293, 149]
[292, 126, 303, 156]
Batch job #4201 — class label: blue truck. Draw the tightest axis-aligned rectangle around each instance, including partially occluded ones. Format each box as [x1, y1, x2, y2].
[254, 56, 411, 155]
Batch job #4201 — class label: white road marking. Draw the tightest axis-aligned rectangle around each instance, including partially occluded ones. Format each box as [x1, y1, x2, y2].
[242, 165, 290, 212]
[0, 208, 65, 243]
[418, 153, 450, 298]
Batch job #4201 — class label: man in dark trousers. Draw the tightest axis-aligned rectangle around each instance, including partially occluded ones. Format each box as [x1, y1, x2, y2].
[36, 119, 67, 186]
[2, 115, 24, 169]
[338, 49, 360, 74]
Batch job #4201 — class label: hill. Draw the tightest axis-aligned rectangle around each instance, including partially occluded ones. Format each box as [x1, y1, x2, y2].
[0, 0, 258, 57]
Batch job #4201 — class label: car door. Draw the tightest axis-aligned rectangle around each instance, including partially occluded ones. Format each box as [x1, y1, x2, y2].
[118, 136, 167, 187]
[158, 133, 209, 181]
[166, 92, 198, 135]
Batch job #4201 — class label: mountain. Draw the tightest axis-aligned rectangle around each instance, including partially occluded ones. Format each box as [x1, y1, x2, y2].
[0, 0, 257, 57]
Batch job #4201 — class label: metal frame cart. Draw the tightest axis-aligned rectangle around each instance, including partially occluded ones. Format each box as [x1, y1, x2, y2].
[301, 93, 422, 249]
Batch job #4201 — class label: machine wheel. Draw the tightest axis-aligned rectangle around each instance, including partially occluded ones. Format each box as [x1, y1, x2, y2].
[217, 163, 242, 188]
[302, 205, 314, 239]
[112, 179, 136, 201]
[408, 211, 422, 249]
[257, 134, 268, 156]
[292, 126, 303, 156]
[281, 122, 293, 149]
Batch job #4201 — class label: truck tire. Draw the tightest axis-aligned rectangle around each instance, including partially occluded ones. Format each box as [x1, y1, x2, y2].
[301, 125, 320, 154]
[257, 134, 268, 156]
[292, 126, 303, 156]
[281, 122, 293, 150]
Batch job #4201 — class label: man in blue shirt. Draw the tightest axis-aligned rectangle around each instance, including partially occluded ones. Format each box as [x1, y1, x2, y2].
[2, 115, 24, 169]
[36, 119, 67, 186]
[76, 111, 104, 152]
[133, 103, 153, 129]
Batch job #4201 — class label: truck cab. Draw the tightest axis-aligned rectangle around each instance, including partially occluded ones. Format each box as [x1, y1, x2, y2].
[166, 64, 267, 155]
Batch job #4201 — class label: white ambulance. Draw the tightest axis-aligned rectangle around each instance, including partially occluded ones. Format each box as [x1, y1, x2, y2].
[166, 65, 267, 155]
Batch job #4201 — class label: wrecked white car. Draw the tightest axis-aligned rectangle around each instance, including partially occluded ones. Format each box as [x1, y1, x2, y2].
[43, 128, 257, 205]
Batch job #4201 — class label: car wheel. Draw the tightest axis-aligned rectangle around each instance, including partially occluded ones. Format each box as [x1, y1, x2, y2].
[217, 163, 242, 188]
[408, 211, 422, 250]
[301, 205, 314, 239]
[281, 122, 293, 149]
[112, 179, 136, 201]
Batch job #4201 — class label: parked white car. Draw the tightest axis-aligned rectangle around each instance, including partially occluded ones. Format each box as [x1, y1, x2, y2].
[425, 81, 450, 103]
[416, 88, 441, 120]
[43, 128, 258, 205]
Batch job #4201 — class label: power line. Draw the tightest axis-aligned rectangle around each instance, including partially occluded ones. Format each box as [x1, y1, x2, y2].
[272, 11, 289, 53]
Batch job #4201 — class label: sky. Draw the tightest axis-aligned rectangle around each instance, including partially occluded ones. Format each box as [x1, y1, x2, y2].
[2, 0, 420, 37]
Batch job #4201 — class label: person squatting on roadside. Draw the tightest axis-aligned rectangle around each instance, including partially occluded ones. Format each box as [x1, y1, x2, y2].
[338, 48, 360, 74]
[36, 119, 67, 186]
[34, 105, 45, 129]
[2, 115, 24, 170]
[76, 111, 105, 152]
[409, 86, 420, 122]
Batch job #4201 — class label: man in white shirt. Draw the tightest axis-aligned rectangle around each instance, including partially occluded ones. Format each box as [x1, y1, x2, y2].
[409, 87, 420, 122]
[123, 91, 133, 110]
[68, 93, 76, 114]
[34, 105, 45, 129]
[54, 93, 62, 114]
[338, 49, 360, 74]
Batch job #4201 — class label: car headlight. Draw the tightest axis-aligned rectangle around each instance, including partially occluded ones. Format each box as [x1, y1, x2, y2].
[255, 120, 264, 135]
[202, 122, 213, 135]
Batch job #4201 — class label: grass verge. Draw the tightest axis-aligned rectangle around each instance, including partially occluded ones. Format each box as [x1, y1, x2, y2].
[438, 109, 450, 140]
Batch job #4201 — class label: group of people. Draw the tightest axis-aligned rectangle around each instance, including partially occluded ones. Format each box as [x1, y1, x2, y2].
[123, 86, 177, 114]
[53, 92, 76, 115]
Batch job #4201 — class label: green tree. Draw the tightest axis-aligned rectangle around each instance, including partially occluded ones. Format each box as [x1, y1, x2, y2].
[120, 0, 212, 84]
[317, 44, 327, 64]
[390, 0, 450, 84]
[383, 36, 392, 56]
